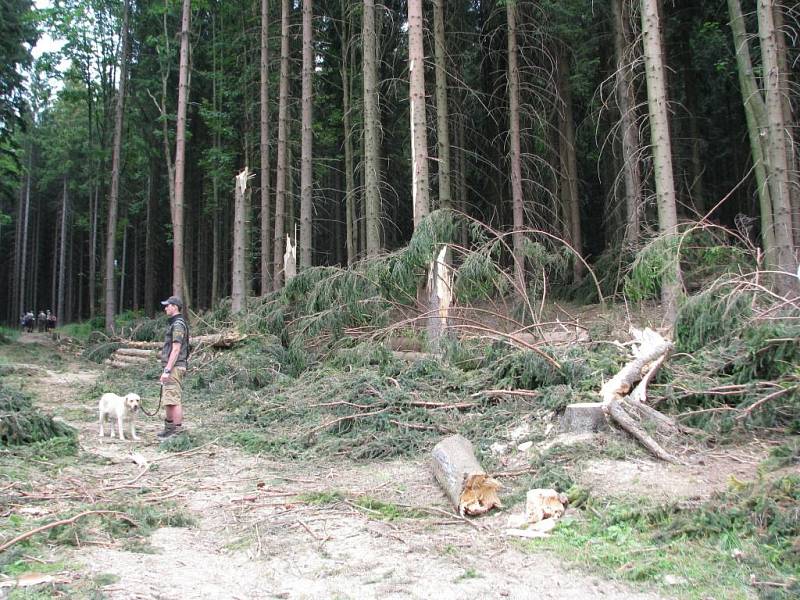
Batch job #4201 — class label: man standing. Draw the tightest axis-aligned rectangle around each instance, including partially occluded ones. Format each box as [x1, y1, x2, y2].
[158, 295, 189, 439]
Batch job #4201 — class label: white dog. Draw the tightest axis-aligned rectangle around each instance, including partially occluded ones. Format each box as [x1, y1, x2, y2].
[98, 393, 141, 440]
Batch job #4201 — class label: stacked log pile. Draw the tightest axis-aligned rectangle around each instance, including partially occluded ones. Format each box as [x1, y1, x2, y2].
[104, 332, 246, 369]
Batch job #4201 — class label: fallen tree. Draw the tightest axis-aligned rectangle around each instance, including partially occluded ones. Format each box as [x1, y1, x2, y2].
[599, 327, 683, 463]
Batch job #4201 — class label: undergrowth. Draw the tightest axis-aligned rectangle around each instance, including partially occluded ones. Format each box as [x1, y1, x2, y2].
[534, 473, 800, 599]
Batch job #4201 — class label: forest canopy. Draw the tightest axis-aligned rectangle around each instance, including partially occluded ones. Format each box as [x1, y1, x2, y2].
[0, 0, 798, 327]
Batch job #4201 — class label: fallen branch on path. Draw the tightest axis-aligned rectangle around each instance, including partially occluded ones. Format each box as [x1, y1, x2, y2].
[0, 510, 136, 553]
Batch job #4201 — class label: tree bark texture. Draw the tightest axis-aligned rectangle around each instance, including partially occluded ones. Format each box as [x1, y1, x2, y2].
[232, 169, 249, 313]
[506, 0, 525, 294]
[103, 0, 130, 332]
[260, 0, 272, 294]
[340, 0, 355, 265]
[757, 0, 798, 293]
[641, 0, 681, 322]
[57, 179, 68, 322]
[408, 0, 430, 227]
[300, 0, 314, 269]
[273, 0, 290, 289]
[172, 0, 192, 302]
[611, 0, 642, 246]
[363, 0, 381, 256]
[433, 0, 451, 210]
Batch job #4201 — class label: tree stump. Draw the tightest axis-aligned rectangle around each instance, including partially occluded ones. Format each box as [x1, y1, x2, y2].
[431, 434, 502, 516]
[559, 402, 609, 433]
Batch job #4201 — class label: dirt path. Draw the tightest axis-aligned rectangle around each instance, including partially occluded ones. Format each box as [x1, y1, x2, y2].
[4, 336, 672, 599]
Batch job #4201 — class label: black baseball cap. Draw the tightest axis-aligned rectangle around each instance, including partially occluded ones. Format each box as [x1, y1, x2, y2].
[160, 296, 183, 308]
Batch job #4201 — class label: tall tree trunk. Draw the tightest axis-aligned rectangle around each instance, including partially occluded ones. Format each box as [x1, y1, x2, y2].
[456, 112, 468, 245]
[433, 0, 451, 210]
[408, 0, 430, 226]
[506, 0, 525, 293]
[172, 0, 192, 303]
[363, 0, 381, 255]
[340, 0, 355, 265]
[144, 171, 156, 316]
[210, 12, 221, 307]
[57, 178, 68, 322]
[757, 0, 798, 293]
[728, 0, 775, 257]
[118, 222, 127, 313]
[19, 151, 32, 318]
[299, 0, 314, 269]
[772, 4, 799, 246]
[232, 169, 249, 313]
[556, 48, 583, 280]
[641, 0, 682, 322]
[132, 220, 139, 312]
[103, 0, 130, 332]
[260, 0, 272, 294]
[273, 0, 290, 289]
[611, 0, 642, 246]
[89, 186, 98, 318]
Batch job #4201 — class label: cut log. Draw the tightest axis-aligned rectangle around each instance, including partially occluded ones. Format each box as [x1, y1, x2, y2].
[104, 359, 146, 369]
[559, 402, 609, 433]
[116, 348, 157, 358]
[109, 352, 150, 363]
[119, 340, 160, 349]
[116, 332, 245, 350]
[431, 434, 502, 516]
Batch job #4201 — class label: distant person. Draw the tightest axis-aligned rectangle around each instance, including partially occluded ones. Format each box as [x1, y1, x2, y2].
[46, 310, 56, 332]
[37, 311, 46, 332]
[157, 296, 190, 440]
[22, 311, 34, 333]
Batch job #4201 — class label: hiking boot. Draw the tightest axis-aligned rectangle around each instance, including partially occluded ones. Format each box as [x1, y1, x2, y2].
[156, 421, 183, 439]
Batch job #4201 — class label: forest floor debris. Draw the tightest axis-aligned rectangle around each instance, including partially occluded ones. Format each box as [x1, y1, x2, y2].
[1, 311, 797, 599]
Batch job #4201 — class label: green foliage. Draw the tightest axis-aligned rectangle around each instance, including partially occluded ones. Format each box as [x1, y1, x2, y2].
[675, 287, 753, 353]
[158, 431, 203, 452]
[81, 341, 123, 363]
[328, 342, 399, 371]
[729, 323, 800, 384]
[453, 241, 508, 302]
[225, 430, 303, 457]
[0, 383, 76, 446]
[537, 475, 800, 597]
[297, 490, 345, 505]
[200, 336, 307, 391]
[0, 326, 20, 344]
[568, 246, 635, 303]
[488, 347, 563, 390]
[624, 234, 681, 302]
[761, 439, 799, 471]
[351, 496, 428, 521]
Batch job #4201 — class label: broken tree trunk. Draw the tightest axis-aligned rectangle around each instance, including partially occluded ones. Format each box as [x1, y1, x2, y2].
[599, 327, 681, 463]
[425, 245, 453, 353]
[431, 434, 502, 516]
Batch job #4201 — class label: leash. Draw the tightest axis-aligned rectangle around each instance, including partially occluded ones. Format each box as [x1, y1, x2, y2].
[141, 385, 163, 417]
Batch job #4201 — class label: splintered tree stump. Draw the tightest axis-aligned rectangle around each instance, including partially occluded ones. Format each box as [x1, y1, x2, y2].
[559, 402, 609, 433]
[431, 434, 502, 516]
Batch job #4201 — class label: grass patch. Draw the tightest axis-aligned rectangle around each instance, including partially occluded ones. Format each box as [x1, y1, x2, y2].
[297, 490, 346, 505]
[158, 430, 204, 452]
[350, 496, 428, 521]
[454, 567, 482, 582]
[0, 326, 20, 344]
[527, 474, 800, 599]
[224, 430, 304, 457]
